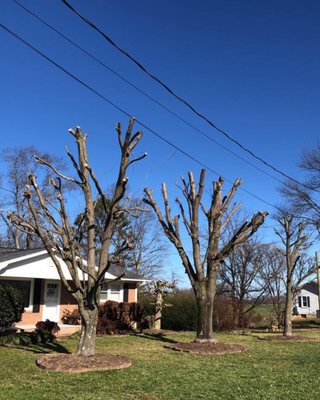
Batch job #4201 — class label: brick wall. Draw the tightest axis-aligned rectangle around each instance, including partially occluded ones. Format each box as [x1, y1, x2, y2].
[59, 281, 78, 321]
[127, 283, 137, 303]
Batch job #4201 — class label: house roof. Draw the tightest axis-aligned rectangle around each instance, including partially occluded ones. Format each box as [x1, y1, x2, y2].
[0, 247, 45, 263]
[0, 247, 147, 282]
[108, 264, 145, 281]
[301, 280, 318, 295]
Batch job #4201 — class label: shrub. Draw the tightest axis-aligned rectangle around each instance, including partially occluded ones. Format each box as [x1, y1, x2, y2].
[159, 291, 262, 332]
[212, 295, 235, 330]
[97, 301, 142, 335]
[31, 319, 60, 344]
[0, 284, 24, 332]
[61, 308, 80, 325]
[161, 290, 198, 331]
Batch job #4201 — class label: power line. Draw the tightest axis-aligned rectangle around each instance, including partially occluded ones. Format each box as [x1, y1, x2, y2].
[13, 0, 320, 222]
[0, 22, 278, 212]
[9, 0, 285, 187]
[3, 20, 320, 226]
[60, 0, 314, 192]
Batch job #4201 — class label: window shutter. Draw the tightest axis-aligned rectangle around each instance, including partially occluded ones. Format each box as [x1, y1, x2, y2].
[298, 296, 302, 308]
[32, 279, 42, 313]
[307, 297, 310, 308]
[123, 283, 129, 302]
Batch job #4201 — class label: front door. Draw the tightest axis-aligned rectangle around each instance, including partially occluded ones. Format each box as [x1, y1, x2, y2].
[43, 281, 60, 322]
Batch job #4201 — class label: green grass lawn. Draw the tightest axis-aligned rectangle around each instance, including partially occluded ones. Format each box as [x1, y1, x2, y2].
[1, 329, 320, 400]
[293, 318, 320, 329]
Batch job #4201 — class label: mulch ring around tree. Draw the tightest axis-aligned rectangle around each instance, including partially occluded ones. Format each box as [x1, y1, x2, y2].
[257, 335, 320, 342]
[36, 353, 132, 373]
[164, 341, 246, 355]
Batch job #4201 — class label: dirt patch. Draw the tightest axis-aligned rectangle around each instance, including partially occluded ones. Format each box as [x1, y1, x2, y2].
[36, 353, 132, 373]
[258, 335, 320, 342]
[164, 341, 246, 355]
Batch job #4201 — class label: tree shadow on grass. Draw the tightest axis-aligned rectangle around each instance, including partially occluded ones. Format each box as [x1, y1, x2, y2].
[0, 333, 70, 354]
[135, 332, 178, 344]
[1, 342, 70, 354]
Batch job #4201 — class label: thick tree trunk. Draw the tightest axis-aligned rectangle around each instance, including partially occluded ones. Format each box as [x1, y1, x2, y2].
[283, 283, 293, 337]
[77, 307, 98, 356]
[194, 281, 217, 343]
[154, 290, 163, 330]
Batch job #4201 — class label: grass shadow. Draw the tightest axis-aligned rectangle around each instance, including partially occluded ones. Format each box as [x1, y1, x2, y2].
[292, 319, 320, 329]
[1, 342, 70, 354]
[0, 332, 70, 354]
[136, 332, 178, 344]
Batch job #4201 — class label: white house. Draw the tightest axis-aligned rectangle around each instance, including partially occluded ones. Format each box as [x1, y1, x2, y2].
[293, 281, 319, 318]
[0, 247, 146, 325]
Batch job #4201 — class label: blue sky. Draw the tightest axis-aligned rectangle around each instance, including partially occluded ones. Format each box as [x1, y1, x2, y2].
[1, 0, 320, 284]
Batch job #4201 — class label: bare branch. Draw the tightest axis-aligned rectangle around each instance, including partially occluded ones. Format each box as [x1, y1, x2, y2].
[35, 155, 81, 185]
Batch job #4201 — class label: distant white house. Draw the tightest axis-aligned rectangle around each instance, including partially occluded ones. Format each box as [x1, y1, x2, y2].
[293, 281, 319, 318]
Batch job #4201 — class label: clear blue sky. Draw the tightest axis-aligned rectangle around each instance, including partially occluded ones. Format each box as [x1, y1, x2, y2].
[1, 0, 320, 283]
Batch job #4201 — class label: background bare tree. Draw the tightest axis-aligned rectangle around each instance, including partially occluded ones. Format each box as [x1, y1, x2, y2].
[123, 202, 167, 278]
[9, 119, 146, 356]
[75, 196, 167, 278]
[280, 142, 320, 233]
[1, 146, 68, 249]
[144, 170, 268, 343]
[259, 245, 286, 328]
[274, 211, 315, 336]
[220, 240, 269, 328]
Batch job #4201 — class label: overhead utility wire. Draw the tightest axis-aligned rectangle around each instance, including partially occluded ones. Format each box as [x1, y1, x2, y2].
[60, 0, 313, 192]
[15, 4, 320, 223]
[1, 25, 319, 226]
[10, 0, 284, 186]
[0, 22, 277, 211]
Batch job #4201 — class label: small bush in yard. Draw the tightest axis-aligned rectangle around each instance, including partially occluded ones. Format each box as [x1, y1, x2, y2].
[61, 308, 80, 325]
[0, 284, 24, 332]
[31, 320, 60, 344]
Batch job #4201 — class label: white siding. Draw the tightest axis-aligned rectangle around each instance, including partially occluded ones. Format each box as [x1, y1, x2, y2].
[294, 288, 319, 316]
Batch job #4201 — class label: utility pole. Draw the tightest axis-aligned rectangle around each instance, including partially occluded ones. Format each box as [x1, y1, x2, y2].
[316, 252, 320, 318]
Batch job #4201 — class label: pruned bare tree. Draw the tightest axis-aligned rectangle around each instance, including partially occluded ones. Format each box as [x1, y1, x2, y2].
[144, 170, 268, 343]
[8, 118, 146, 356]
[274, 211, 315, 336]
[147, 279, 176, 330]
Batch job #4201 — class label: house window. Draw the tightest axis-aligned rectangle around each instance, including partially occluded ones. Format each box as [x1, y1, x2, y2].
[101, 284, 108, 301]
[99, 283, 121, 302]
[0, 279, 32, 308]
[110, 284, 120, 295]
[109, 284, 120, 301]
[298, 296, 310, 308]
